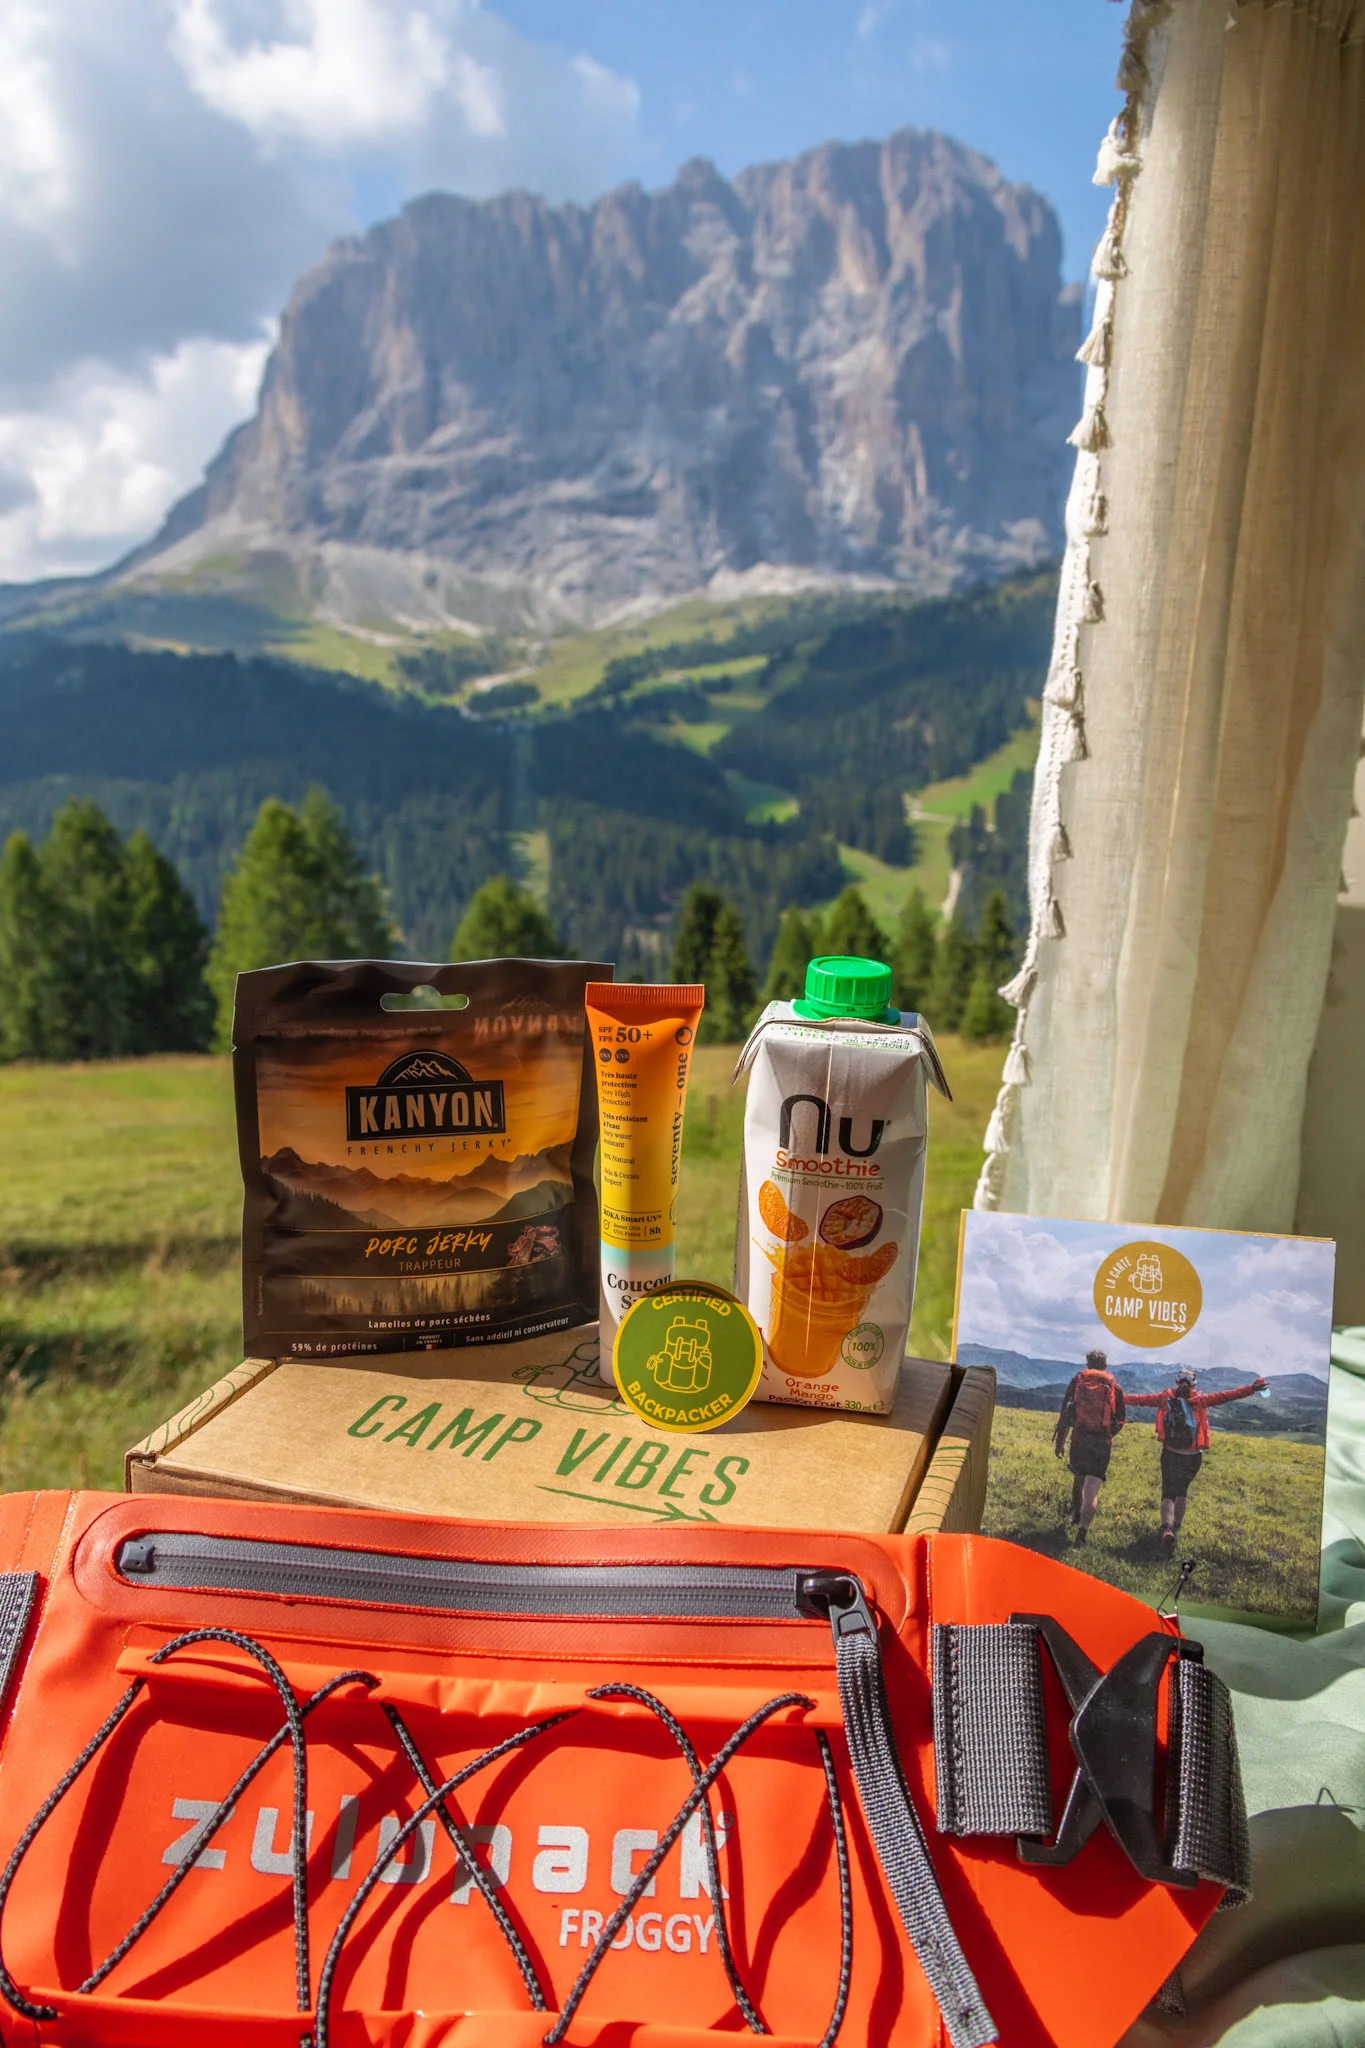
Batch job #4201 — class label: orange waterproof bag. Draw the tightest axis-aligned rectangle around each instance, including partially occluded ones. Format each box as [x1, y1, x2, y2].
[0, 1493, 1247, 2047]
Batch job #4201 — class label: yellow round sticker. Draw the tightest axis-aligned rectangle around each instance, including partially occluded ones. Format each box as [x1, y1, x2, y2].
[612, 1282, 763, 1433]
[1093, 1240, 1203, 1349]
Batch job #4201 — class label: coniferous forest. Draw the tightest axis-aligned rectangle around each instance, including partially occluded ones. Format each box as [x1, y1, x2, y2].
[0, 570, 1051, 1055]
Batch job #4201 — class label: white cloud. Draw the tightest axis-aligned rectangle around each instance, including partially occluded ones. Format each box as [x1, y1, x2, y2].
[0, 0, 641, 584]
[0, 5, 73, 235]
[910, 35, 951, 74]
[0, 336, 272, 581]
[857, 1, 893, 39]
[571, 52, 641, 124]
[171, 0, 498, 148]
[0, 5, 339, 405]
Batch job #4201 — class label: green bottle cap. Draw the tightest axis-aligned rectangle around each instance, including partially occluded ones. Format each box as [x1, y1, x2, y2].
[792, 954, 898, 1023]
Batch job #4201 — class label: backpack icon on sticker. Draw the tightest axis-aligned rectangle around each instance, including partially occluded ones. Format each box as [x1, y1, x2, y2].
[648, 1316, 714, 1393]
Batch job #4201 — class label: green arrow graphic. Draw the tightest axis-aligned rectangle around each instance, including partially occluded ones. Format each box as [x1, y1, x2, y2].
[535, 1486, 718, 1524]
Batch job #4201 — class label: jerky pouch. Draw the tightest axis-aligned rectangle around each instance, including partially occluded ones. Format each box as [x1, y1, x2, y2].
[734, 1004, 950, 1413]
[234, 957, 609, 1359]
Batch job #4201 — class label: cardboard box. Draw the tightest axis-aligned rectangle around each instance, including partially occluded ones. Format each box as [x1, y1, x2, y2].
[904, 1364, 996, 1535]
[127, 1328, 994, 1534]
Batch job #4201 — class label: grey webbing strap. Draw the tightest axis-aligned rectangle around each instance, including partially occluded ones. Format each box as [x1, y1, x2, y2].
[932, 1622, 1051, 1837]
[1166, 1656, 1251, 1903]
[931, 1620, 1252, 1902]
[0, 1577, 36, 1717]
[829, 1594, 997, 2048]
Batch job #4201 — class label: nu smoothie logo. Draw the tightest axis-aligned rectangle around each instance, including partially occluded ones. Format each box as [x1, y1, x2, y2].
[776, 1091, 884, 1167]
[345, 1050, 507, 1141]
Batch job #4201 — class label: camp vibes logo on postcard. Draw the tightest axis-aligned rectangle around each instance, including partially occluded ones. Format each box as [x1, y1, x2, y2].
[1094, 1242, 1203, 1348]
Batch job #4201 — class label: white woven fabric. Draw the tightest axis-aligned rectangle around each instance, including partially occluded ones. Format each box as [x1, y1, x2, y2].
[977, 0, 1365, 1234]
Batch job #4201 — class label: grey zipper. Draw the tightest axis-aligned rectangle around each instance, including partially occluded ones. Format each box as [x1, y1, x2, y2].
[117, 1535, 995, 2048]
[116, 1533, 826, 1622]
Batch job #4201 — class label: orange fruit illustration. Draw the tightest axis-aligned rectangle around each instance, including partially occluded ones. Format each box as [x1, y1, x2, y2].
[758, 1179, 809, 1242]
[833, 1240, 899, 1285]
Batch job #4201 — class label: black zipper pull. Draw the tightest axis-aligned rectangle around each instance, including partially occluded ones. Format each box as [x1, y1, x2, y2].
[798, 1570, 876, 1639]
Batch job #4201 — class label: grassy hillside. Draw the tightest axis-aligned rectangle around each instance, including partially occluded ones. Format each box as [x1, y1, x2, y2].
[0, 1037, 1002, 1492]
[984, 1406, 1321, 1621]
[517, 597, 787, 708]
[0, 575, 872, 700]
[0, 569, 412, 687]
[903, 715, 1040, 917]
[0, 572, 1052, 969]
[816, 712, 1038, 932]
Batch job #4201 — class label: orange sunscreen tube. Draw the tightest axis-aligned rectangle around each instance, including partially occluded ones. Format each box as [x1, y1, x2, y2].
[584, 981, 704, 1371]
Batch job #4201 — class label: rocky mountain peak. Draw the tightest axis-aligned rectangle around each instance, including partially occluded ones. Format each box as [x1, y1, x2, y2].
[134, 128, 1081, 630]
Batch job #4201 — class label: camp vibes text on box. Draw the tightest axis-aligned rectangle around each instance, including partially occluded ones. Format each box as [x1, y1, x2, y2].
[346, 1392, 751, 1518]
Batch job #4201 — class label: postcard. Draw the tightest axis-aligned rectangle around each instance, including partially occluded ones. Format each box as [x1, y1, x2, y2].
[953, 1212, 1336, 1622]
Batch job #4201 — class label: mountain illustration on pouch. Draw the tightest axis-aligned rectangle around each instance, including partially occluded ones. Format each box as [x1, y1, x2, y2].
[259, 1146, 575, 1231]
[953, 1211, 1335, 1622]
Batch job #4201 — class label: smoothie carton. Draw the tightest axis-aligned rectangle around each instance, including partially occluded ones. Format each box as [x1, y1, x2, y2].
[734, 956, 950, 1413]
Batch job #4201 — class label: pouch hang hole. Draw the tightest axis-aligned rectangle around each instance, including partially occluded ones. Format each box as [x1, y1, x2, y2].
[380, 987, 470, 1012]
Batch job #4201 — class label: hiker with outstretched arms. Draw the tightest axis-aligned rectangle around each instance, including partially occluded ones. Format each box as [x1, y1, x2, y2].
[1054, 1347, 1127, 1548]
[1125, 1369, 1268, 1552]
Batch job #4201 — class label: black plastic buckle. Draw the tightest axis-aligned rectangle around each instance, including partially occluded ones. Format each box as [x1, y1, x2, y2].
[1010, 1613, 1200, 1889]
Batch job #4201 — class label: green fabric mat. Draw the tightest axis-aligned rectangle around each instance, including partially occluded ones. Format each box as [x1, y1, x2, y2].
[1120, 1329, 1365, 2047]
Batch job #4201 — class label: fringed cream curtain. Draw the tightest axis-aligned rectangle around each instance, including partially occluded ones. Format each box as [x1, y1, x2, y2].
[976, 0, 1365, 1266]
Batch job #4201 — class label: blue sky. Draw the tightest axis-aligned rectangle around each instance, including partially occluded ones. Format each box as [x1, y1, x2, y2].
[0, 0, 1126, 582]
[956, 1213, 1337, 1381]
[491, 0, 1128, 281]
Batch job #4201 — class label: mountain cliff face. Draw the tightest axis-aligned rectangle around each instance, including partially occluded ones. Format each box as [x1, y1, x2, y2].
[139, 130, 1081, 627]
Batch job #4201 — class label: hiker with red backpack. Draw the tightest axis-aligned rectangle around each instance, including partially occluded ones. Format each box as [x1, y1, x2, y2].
[1125, 1369, 1267, 1552]
[1053, 1348, 1127, 1548]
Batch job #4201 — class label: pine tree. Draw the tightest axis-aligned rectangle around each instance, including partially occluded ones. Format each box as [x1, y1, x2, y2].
[671, 885, 724, 986]
[208, 791, 393, 1047]
[893, 888, 938, 1015]
[704, 901, 758, 1042]
[451, 876, 562, 961]
[926, 913, 976, 1033]
[123, 831, 213, 1053]
[762, 906, 818, 1003]
[38, 799, 137, 1059]
[976, 887, 1017, 985]
[821, 885, 889, 963]
[960, 890, 1017, 1042]
[0, 807, 215, 1062]
[0, 833, 51, 1061]
[296, 789, 394, 960]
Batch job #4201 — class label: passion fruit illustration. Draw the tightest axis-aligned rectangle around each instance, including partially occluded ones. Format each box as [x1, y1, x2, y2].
[818, 1195, 884, 1250]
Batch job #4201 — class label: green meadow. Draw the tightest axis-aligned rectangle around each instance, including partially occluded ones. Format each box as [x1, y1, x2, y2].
[984, 1405, 1322, 1621]
[0, 1037, 1004, 1493]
